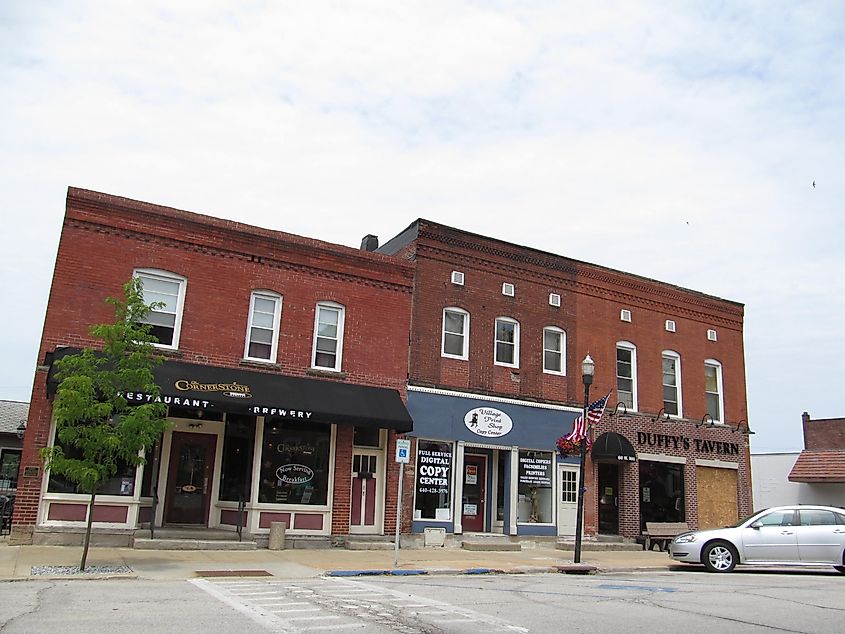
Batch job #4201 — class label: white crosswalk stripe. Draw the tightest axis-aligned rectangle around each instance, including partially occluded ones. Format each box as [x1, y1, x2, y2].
[191, 576, 527, 633]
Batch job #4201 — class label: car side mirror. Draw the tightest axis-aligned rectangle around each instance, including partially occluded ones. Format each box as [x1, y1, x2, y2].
[750, 521, 762, 529]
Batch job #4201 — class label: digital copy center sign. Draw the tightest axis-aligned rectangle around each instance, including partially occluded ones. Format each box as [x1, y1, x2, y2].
[416, 445, 452, 497]
[518, 453, 552, 488]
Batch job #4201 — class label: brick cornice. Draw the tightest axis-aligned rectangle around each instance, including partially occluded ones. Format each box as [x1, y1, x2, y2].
[415, 225, 744, 328]
[65, 188, 414, 293]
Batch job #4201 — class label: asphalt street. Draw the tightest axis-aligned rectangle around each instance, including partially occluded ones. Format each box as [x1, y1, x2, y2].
[1, 570, 843, 633]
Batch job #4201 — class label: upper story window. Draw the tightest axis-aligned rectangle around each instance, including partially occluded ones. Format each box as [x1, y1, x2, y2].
[542, 327, 566, 375]
[312, 302, 345, 371]
[616, 341, 637, 411]
[494, 317, 520, 367]
[135, 269, 187, 349]
[244, 291, 282, 362]
[704, 359, 724, 423]
[662, 350, 682, 417]
[442, 307, 469, 360]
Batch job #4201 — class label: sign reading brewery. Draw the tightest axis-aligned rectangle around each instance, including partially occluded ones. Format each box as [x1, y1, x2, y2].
[464, 407, 513, 438]
[121, 375, 314, 419]
[637, 432, 740, 456]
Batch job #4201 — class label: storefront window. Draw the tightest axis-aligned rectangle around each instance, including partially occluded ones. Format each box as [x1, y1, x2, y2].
[0, 449, 22, 489]
[47, 440, 136, 496]
[414, 440, 453, 521]
[517, 450, 553, 523]
[639, 460, 685, 529]
[219, 414, 256, 502]
[258, 418, 331, 506]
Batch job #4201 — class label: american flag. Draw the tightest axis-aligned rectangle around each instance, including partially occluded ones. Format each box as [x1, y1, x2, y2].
[565, 392, 611, 442]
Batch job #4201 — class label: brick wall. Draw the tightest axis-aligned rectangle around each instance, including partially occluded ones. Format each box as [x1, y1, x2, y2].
[12, 188, 415, 539]
[802, 412, 845, 450]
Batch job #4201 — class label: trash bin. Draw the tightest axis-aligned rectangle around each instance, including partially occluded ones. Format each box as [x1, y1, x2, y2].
[269, 521, 286, 550]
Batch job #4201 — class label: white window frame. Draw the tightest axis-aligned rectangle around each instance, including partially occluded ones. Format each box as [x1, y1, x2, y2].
[616, 341, 638, 411]
[243, 290, 282, 363]
[134, 268, 187, 350]
[441, 307, 470, 360]
[707, 329, 718, 342]
[704, 359, 724, 423]
[502, 283, 515, 297]
[494, 317, 520, 368]
[665, 319, 676, 332]
[549, 293, 561, 307]
[311, 301, 345, 371]
[542, 326, 566, 375]
[451, 271, 465, 286]
[662, 350, 683, 418]
[620, 309, 632, 322]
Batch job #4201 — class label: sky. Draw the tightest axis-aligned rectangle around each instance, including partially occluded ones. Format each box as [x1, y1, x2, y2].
[1, 1, 843, 452]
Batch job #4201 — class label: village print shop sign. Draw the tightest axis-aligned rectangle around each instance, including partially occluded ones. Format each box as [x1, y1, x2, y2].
[120, 379, 314, 419]
[637, 432, 741, 456]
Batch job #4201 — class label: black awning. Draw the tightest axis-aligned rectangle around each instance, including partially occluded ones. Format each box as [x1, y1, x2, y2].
[592, 432, 637, 462]
[46, 347, 413, 432]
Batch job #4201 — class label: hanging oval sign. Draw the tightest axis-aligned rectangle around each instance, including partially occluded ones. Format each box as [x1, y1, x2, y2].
[464, 407, 513, 438]
[276, 464, 314, 484]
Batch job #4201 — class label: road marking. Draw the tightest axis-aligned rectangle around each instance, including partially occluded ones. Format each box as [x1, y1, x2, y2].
[190, 578, 297, 633]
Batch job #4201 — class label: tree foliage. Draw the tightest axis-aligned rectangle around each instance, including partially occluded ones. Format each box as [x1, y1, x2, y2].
[40, 278, 169, 567]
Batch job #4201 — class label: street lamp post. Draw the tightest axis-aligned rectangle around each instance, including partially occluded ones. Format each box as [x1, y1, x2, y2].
[573, 354, 595, 564]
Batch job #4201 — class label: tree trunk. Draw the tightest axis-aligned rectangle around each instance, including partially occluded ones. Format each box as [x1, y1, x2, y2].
[80, 489, 96, 571]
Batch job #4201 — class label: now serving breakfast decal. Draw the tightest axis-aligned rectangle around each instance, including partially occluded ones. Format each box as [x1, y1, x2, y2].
[464, 407, 513, 438]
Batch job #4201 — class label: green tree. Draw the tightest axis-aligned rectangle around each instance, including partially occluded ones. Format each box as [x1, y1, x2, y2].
[41, 277, 169, 571]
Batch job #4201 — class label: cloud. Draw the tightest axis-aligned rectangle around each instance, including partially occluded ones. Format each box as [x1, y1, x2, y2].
[1, 1, 844, 451]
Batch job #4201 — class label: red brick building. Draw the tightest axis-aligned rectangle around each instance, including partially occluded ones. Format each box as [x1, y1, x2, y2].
[11, 188, 414, 546]
[788, 413, 845, 483]
[379, 220, 752, 542]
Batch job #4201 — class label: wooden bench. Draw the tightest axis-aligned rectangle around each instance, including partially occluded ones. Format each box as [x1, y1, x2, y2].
[642, 522, 689, 551]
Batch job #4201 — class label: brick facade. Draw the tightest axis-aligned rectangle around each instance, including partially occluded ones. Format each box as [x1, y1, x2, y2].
[380, 219, 751, 538]
[12, 188, 414, 543]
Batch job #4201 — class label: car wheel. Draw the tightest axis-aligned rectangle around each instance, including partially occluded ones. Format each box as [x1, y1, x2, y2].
[702, 541, 738, 573]
[835, 566, 845, 574]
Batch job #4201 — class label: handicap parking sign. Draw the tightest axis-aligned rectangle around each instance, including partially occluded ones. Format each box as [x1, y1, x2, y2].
[395, 439, 411, 463]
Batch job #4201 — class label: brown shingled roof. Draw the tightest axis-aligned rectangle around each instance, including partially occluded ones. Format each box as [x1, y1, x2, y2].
[788, 450, 845, 483]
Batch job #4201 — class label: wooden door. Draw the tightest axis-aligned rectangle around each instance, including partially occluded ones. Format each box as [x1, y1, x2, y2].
[165, 432, 217, 525]
[461, 455, 487, 532]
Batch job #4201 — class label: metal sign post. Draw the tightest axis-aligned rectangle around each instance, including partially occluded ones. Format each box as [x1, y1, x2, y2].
[394, 439, 411, 569]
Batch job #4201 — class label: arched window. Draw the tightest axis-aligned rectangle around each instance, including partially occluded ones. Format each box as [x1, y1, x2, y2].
[244, 290, 282, 362]
[704, 359, 724, 423]
[662, 350, 682, 417]
[312, 301, 345, 371]
[134, 268, 187, 350]
[442, 307, 470, 360]
[542, 327, 566, 375]
[616, 341, 637, 411]
[494, 317, 520, 367]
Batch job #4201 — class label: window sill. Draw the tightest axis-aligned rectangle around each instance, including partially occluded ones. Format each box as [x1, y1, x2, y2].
[239, 359, 281, 370]
[306, 368, 347, 380]
[152, 347, 183, 358]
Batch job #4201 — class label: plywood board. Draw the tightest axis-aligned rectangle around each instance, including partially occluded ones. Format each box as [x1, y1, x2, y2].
[696, 466, 738, 529]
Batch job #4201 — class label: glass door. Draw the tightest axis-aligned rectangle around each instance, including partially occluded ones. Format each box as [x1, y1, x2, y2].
[165, 432, 217, 525]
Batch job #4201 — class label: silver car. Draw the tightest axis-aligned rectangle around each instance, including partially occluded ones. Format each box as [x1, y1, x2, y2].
[669, 505, 845, 573]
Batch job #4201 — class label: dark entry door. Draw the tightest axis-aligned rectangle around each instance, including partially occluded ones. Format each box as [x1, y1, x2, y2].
[598, 463, 619, 535]
[165, 432, 217, 525]
[462, 455, 487, 532]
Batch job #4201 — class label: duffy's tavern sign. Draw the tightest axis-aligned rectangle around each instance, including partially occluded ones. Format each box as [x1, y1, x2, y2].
[637, 432, 740, 456]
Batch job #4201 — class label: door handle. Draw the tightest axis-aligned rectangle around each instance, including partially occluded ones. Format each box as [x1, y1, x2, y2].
[780, 530, 793, 535]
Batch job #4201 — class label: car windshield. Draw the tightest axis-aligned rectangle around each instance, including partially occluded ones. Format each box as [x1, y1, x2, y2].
[725, 509, 768, 528]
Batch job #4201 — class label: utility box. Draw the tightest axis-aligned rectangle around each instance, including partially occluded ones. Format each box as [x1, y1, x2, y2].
[269, 521, 286, 550]
[423, 527, 446, 547]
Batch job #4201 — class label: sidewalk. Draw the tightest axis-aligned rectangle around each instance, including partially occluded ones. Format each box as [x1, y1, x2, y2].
[0, 541, 674, 581]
